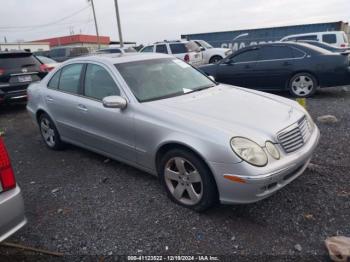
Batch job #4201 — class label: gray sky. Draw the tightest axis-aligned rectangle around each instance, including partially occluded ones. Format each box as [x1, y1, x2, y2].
[0, 0, 349, 44]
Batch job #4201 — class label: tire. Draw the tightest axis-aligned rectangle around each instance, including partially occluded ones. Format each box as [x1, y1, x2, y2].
[209, 55, 223, 64]
[288, 72, 318, 98]
[39, 113, 65, 150]
[159, 148, 218, 212]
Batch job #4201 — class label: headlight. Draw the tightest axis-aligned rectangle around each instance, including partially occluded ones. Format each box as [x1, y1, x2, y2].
[296, 103, 315, 131]
[265, 141, 280, 160]
[230, 137, 268, 167]
[305, 111, 315, 131]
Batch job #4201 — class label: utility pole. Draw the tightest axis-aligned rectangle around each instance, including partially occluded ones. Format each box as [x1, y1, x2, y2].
[114, 0, 124, 47]
[90, 0, 101, 49]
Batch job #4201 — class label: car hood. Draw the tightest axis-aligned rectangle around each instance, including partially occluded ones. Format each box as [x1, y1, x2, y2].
[210, 48, 231, 54]
[147, 85, 304, 144]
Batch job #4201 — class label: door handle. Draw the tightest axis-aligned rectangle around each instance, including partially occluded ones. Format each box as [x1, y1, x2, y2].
[77, 104, 88, 112]
[244, 64, 251, 69]
[46, 96, 54, 102]
[283, 61, 292, 66]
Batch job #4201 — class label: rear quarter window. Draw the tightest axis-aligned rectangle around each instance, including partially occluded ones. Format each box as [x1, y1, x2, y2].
[291, 48, 305, 58]
[169, 44, 187, 54]
[48, 70, 61, 89]
[322, 34, 337, 44]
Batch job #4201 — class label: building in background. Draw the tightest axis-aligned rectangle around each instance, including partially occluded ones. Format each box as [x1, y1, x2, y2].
[0, 41, 50, 52]
[182, 21, 349, 51]
[34, 34, 111, 51]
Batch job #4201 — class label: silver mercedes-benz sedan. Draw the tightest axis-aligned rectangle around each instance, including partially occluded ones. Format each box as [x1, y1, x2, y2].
[27, 53, 320, 211]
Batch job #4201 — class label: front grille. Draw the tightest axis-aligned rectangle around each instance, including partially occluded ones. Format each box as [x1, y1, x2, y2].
[277, 116, 312, 153]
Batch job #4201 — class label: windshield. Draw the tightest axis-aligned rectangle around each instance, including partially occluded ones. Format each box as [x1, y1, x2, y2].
[198, 40, 213, 49]
[115, 58, 216, 102]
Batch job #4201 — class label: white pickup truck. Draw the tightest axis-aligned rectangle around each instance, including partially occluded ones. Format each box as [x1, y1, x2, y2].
[192, 40, 232, 64]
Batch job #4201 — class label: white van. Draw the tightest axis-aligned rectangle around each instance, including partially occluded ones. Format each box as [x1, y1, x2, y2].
[281, 31, 349, 48]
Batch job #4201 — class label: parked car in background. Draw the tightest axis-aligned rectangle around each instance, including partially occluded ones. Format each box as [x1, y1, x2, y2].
[139, 40, 203, 66]
[27, 53, 320, 211]
[296, 40, 350, 53]
[192, 39, 232, 64]
[0, 137, 26, 242]
[33, 50, 50, 57]
[95, 47, 137, 54]
[281, 31, 349, 48]
[48, 46, 89, 62]
[0, 51, 48, 104]
[199, 42, 350, 97]
[36, 56, 60, 71]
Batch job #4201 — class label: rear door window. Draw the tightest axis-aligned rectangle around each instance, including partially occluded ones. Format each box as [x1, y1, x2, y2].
[84, 64, 119, 100]
[231, 49, 259, 63]
[169, 44, 187, 54]
[322, 34, 337, 44]
[259, 46, 294, 60]
[155, 44, 168, 54]
[295, 35, 318, 41]
[58, 64, 84, 94]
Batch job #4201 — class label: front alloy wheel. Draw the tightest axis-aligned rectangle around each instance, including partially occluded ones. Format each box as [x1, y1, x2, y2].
[159, 149, 218, 212]
[164, 157, 203, 206]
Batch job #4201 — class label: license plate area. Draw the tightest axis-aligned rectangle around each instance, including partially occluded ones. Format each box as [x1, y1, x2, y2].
[17, 75, 32, 82]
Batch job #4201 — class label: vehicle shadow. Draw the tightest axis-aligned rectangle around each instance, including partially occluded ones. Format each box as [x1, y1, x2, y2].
[265, 86, 350, 99]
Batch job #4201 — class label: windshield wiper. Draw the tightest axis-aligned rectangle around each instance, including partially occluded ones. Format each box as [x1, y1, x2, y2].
[186, 84, 216, 94]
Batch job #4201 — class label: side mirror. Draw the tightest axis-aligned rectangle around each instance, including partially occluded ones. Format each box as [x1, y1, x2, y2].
[208, 75, 215, 82]
[102, 96, 127, 109]
[199, 47, 205, 51]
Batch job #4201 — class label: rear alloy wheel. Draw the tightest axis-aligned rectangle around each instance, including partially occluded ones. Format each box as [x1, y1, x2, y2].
[289, 73, 317, 98]
[159, 149, 218, 212]
[39, 113, 64, 150]
[209, 55, 223, 64]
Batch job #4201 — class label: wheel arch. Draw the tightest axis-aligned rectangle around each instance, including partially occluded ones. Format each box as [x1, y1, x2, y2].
[36, 108, 48, 124]
[155, 142, 219, 190]
[209, 55, 223, 64]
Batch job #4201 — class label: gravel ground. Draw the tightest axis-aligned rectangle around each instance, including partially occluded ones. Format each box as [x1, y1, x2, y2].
[0, 87, 349, 261]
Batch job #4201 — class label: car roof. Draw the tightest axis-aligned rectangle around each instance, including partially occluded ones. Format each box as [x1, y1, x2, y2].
[281, 31, 342, 39]
[154, 40, 189, 44]
[234, 42, 334, 55]
[0, 50, 32, 55]
[69, 52, 172, 64]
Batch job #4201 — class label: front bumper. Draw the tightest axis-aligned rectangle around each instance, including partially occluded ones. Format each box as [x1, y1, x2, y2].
[0, 186, 27, 242]
[210, 126, 320, 204]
